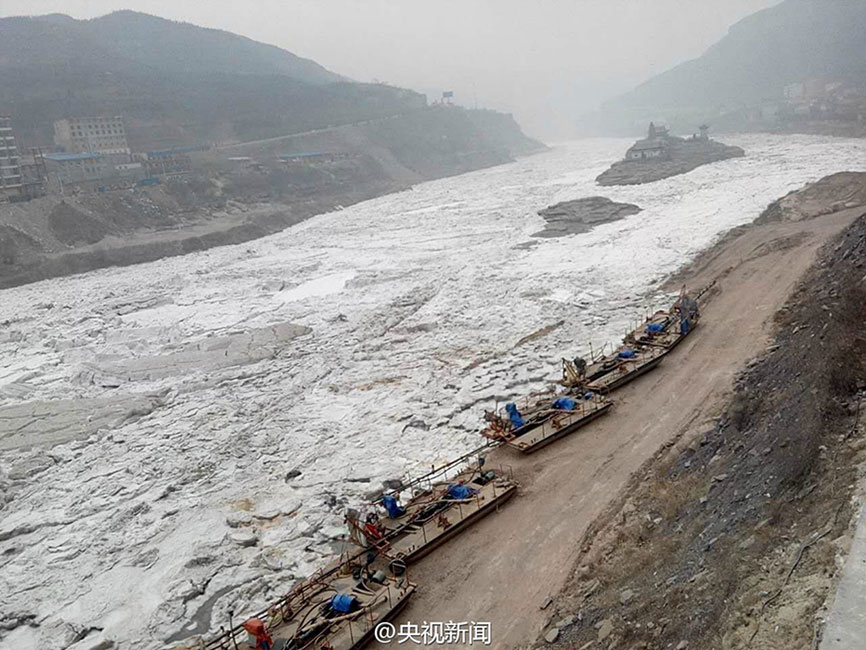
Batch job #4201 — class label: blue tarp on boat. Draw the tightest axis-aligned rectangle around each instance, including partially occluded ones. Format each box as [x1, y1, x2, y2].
[331, 594, 358, 613]
[552, 397, 576, 410]
[505, 403, 525, 429]
[447, 484, 475, 500]
[381, 494, 405, 518]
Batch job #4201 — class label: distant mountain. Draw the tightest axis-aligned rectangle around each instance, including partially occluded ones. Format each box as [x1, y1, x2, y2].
[0, 11, 341, 83]
[0, 11, 424, 149]
[594, 0, 866, 134]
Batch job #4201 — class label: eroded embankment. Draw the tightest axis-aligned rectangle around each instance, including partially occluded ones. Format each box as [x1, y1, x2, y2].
[0, 107, 544, 289]
[538, 214, 866, 649]
[0, 168, 399, 290]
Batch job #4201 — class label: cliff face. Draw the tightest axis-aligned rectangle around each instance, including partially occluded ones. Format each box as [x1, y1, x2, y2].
[355, 107, 545, 181]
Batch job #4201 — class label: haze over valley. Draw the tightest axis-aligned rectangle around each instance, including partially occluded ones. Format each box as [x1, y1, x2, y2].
[1, 3, 866, 650]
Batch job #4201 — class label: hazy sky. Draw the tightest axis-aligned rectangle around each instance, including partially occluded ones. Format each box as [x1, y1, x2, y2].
[1, 0, 782, 137]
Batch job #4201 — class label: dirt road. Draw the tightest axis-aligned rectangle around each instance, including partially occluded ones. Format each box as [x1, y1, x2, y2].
[372, 204, 866, 649]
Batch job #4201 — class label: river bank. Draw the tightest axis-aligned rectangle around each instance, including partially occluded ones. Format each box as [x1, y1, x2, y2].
[533, 174, 866, 650]
[0, 106, 543, 289]
[1, 136, 865, 650]
[371, 173, 866, 650]
[539, 189, 866, 650]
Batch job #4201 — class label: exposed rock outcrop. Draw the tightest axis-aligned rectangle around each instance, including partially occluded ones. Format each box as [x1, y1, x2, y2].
[533, 196, 642, 238]
[596, 137, 744, 186]
[758, 171, 866, 223]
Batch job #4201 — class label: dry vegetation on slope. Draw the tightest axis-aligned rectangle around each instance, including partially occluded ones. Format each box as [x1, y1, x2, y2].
[538, 210, 866, 650]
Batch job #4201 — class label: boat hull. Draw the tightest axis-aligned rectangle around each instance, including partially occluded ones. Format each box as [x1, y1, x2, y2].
[347, 585, 416, 650]
[587, 354, 664, 392]
[507, 402, 613, 454]
[399, 483, 518, 564]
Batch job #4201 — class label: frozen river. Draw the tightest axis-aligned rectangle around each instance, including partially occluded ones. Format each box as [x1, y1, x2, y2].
[2, 135, 865, 649]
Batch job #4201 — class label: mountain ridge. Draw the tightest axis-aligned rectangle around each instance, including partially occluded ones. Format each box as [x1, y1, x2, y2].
[0, 10, 342, 84]
[593, 0, 866, 134]
[0, 11, 545, 286]
[0, 11, 421, 148]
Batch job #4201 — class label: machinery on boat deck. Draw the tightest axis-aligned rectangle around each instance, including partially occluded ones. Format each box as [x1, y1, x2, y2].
[562, 343, 666, 393]
[561, 286, 707, 394]
[480, 390, 612, 453]
[345, 449, 517, 566]
[623, 286, 702, 351]
[201, 551, 414, 650]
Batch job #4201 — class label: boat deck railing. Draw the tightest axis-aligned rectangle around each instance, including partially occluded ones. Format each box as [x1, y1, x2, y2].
[376, 440, 508, 504]
[204, 563, 412, 650]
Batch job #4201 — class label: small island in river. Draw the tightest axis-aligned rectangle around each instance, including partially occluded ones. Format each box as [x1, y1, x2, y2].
[596, 123, 745, 186]
[532, 196, 642, 238]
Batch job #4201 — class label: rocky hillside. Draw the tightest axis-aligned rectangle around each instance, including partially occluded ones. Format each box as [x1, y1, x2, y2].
[0, 10, 545, 287]
[538, 175, 866, 650]
[594, 0, 866, 133]
[3, 11, 340, 84]
[0, 11, 425, 148]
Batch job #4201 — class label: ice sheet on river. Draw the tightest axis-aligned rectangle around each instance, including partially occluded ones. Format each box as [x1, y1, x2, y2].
[1, 135, 865, 649]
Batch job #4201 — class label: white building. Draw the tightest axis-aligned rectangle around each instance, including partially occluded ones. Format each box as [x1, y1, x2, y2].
[43, 152, 107, 184]
[0, 116, 22, 199]
[54, 116, 130, 155]
[626, 139, 666, 160]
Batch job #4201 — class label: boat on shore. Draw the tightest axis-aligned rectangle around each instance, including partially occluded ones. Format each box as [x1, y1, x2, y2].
[199, 551, 414, 650]
[345, 449, 517, 567]
[561, 287, 705, 394]
[183, 286, 710, 649]
[562, 344, 666, 393]
[481, 391, 612, 453]
[623, 286, 702, 351]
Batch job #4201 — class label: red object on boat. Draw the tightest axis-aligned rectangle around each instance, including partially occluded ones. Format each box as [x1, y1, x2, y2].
[364, 521, 384, 540]
[242, 618, 273, 650]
